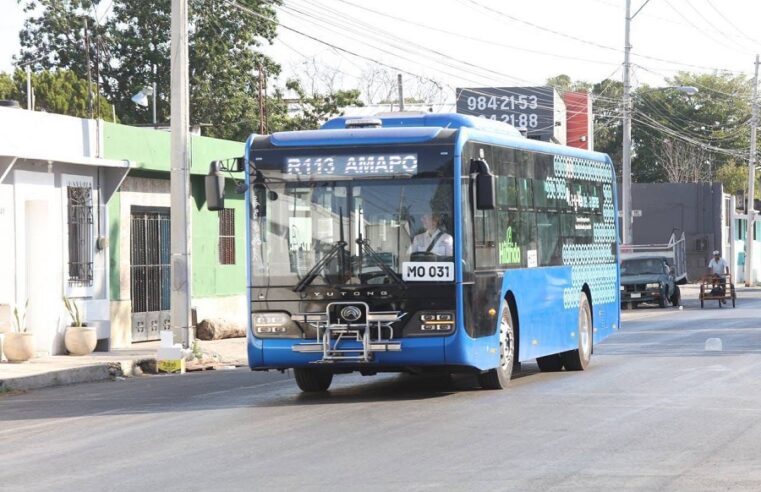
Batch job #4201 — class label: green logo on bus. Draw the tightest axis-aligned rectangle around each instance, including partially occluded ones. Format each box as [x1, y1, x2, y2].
[499, 227, 521, 264]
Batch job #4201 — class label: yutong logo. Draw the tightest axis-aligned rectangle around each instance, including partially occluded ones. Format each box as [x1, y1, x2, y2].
[340, 306, 363, 322]
[309, 289, 391, 299]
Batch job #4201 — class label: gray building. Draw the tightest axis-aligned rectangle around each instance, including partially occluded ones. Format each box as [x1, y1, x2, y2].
[624, 182, 730, 282]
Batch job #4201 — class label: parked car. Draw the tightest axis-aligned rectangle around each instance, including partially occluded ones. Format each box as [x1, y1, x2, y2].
[620, 256, 680, 309]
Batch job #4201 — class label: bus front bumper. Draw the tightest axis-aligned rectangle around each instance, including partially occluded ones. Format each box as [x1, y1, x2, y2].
[248, 336, 451, 370]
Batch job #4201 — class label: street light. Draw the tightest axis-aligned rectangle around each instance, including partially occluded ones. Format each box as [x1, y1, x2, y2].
[131, 83, 157, 126]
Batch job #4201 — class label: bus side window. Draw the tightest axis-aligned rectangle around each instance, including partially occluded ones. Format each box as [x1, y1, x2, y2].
[517, 178, 533, 209]
[497, 175, 517, 208]
[532, 178, 549, 209]
[536, 212, 561, 265]
[519, 211, 537, 262]
[560, 212, 576, 244]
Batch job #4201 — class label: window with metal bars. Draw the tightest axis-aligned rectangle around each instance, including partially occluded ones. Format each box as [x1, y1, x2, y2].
[218, 208, 236, 265]
[67, 184, 94, 286]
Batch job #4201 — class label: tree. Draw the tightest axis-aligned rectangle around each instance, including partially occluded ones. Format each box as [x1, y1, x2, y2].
[276, 80, 363, 131]
[0, 69, 115, 120]
[591, 78, 624, 176]
[16, 0, 103, 76]
[654, 138, 710, 183]
[0, 72, 14, 99]
[632, 72, 752, 182]
[18, 0, 284, 140]
[715, 161, 760, 199]
[545, 74, 592, 95]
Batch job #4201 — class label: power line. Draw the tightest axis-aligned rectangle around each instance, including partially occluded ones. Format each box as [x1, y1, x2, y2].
[333, 0, 620, 67]
[705, 0, 761, 48]
[663, 0, 752, 55]
[277, 0, 615, 111]
[462, 0, 750, 74]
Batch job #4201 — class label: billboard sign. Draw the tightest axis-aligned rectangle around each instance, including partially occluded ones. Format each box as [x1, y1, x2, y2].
[456, 86, 557, 141]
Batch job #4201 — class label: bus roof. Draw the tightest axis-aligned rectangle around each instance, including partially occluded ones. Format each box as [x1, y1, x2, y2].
[267, 113, 520, 148]
[264, 113, 611, 165]
[321, 113, 523, 135]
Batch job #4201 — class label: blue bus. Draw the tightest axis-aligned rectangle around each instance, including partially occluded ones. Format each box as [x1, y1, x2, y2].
[205, 113, 620, 392]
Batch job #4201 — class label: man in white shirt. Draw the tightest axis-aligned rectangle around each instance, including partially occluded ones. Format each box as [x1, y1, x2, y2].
[707, 250, 729, 303]
[410, 213, 453, 257]
[707, 250, 729, 278]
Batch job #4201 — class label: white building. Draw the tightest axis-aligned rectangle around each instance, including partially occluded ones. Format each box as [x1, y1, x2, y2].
[0, 107, 130, 355]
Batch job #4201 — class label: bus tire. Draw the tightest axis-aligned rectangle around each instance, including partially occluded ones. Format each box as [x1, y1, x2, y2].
[478, 302, 516, 390]
[293, 367, 333, 392]
[561, 293, 593, 371]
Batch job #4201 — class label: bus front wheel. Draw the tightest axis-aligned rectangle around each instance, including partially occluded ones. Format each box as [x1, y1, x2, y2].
[478, 302, 516, 390]
[293, 367, 333, 392]
[561, 293, 593, 371]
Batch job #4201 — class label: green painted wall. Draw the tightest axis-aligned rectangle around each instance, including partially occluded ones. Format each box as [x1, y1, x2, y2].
[191, 177, 247, 297]
[108, 190, 122, 300]
[103, 123, 247, 301]
[102, 122, 243, 175]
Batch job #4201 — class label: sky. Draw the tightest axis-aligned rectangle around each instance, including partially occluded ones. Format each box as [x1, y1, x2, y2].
[2, 0, 761, 103]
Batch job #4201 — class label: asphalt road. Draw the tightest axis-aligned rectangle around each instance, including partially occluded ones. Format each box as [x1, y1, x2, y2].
[2, 287, 761, 491]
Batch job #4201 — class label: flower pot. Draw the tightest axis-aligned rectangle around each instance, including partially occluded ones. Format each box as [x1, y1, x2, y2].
[4, 332, 35, 362]
[64, 326, 97, 356]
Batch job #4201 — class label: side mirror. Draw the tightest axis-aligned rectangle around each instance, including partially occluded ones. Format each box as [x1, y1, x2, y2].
[205, 160, 225, 211]
[471, 159, 496, 210]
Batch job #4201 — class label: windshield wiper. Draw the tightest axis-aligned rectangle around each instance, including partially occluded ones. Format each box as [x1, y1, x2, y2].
[356, 234, 404, 285]
[293, 208, 348, 292]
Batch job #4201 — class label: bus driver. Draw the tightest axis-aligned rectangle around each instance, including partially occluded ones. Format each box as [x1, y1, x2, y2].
[410, 213, 453, 257]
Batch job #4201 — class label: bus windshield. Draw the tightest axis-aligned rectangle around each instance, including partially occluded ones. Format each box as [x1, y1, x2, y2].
[251, 177, 454, 287]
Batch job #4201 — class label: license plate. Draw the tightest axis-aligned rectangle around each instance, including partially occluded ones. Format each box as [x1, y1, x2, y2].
[630, 293, 641, 299]
[402, 262, 454, 281]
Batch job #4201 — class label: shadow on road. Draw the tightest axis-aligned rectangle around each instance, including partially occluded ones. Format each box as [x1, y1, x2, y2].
[0, 364, 544, 422]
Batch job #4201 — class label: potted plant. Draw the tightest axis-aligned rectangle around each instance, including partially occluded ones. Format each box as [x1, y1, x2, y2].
[64, 297, 97, 356]
[4, 300, 34, 362]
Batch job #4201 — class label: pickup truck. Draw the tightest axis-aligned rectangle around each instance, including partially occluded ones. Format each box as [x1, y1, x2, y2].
[620, 256, 681, 309]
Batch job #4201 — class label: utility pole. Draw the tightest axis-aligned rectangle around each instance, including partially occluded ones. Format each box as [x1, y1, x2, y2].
[621, 0, 633, 244]
[25, 65, 32, 111]
[398, 73, 404, 112]
[258, 62, 266, 134]
[83, 17, 93, 119]
[170, 0, 192, 348]
[744, 54, 759, 287]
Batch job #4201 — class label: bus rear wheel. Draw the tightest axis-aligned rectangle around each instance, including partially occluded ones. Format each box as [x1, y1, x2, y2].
[478, 302, 515, 390]
[561, 293, 593, 371]
[293, 367, 333, 392]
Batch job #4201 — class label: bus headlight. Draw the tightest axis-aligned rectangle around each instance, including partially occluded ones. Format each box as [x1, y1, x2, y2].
[646, 283, 660, 289]
[410, 311, 455, 335]
[253, 312, 301, 338]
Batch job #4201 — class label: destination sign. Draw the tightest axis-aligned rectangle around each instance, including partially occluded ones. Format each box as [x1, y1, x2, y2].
[285, 154, 418, 178]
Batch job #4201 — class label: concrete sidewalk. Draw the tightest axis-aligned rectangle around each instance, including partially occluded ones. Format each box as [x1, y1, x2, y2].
[0, 337, 247, 392]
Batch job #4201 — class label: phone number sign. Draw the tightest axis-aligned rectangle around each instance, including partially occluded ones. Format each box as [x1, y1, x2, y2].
[456, 86, 556, 140]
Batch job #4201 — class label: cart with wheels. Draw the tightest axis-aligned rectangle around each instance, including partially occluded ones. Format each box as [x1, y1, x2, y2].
[699, 274, 736, 308]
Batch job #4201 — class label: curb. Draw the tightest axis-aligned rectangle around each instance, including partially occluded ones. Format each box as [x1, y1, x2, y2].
[0, 358, 157, 392]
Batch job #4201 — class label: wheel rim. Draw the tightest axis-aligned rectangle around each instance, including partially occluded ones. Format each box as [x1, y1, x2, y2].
[579, 300, 591, 360]
[499, 310, 514, 372]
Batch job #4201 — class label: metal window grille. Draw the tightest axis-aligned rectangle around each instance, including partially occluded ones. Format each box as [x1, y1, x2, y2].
[67, 184, 94, 286]
[219, 208, 236, 265]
